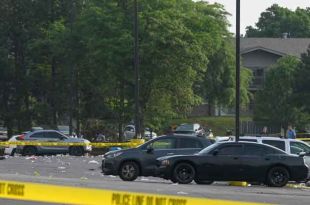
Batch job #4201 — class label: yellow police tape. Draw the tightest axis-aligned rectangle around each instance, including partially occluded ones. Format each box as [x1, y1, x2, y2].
[0, 180, 267, 205]
[0, 141, 143, 148]
[298, 138, 310, 142]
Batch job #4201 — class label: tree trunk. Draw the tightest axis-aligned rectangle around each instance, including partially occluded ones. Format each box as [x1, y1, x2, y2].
[118, 80, 125, 142]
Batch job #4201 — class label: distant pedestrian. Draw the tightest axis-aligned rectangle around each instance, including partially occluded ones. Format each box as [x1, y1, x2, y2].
[286, 125, 296, 139]
[261, 126, 268, 135]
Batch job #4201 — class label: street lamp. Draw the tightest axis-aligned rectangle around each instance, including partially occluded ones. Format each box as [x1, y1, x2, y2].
[235, 0, 241, 142]
[134, 0, 141, 139]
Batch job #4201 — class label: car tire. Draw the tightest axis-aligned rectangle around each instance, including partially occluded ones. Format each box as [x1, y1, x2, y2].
[173, 163, 195, 184]
[22, 146, 37, 156]
[119, 161, 140, 181]
[266, 166, 289, 187]
[194, 179, 214, 185]
[69, 146, 84, 156]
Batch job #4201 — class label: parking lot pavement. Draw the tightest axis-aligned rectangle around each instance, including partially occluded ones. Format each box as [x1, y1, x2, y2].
[0, 155, 310, 205]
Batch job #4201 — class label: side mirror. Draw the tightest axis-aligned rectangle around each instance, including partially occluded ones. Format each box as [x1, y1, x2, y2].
[60, 136, 67, 140]
[298, 152, 306, 157]
[213, 150, 219, 156]
[146, 146, 154, 154]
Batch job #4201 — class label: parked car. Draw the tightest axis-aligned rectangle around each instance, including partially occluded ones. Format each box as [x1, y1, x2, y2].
[101, 135, 212, 181]
[0, 127, 8, 141]
[157, 141, 310, 187]
[123, 125, 157, 141]
[174, 123, 205, 137]
[216, 136, 310, 155]
[15, 130, 91, 156]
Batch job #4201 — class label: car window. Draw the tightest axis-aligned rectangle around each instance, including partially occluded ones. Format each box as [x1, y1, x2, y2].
[151, 138, 176, 149]
[125, 127, 134, 132]
[30, 132, 46, 138]
[217, 145, 243, 155]
[262, 140, 285, 151]
[244, 144, 263, 156]
[178, 138, 203, 149]
[263, 146, 284, 154]
[45, 132, 65, 139]
[290, 142, 310, 154]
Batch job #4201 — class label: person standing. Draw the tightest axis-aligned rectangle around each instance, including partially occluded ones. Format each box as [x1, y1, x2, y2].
[287, 125, 296, 139]
[261, 126, 268, 136]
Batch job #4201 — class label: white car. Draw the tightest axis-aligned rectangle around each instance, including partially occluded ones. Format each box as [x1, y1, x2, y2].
[216, 136, 310, 155]
[4, 135, 18, 156]
[123, 125, 157, 140]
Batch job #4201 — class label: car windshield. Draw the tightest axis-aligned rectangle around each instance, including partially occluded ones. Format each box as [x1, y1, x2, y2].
[197, 143, 219, 155]
[176, 124, 194, 131]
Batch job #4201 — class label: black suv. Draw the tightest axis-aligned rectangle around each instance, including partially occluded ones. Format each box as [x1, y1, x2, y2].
[102, 135, 212, 181]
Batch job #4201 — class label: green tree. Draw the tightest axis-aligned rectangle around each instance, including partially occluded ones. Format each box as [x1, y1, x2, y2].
[254, 56, 302, 128]
[246, 4, 310, 38]
[293, 46, 310, 125]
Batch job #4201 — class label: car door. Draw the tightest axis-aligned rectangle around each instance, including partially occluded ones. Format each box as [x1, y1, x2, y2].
[141, 137, 176, 176]
[28, 132, 50, 152]
[197, 144, 244, 181]
[175, 137, 204, 155]
[241, 144, 270, 181]
[44, 131, 68, 153]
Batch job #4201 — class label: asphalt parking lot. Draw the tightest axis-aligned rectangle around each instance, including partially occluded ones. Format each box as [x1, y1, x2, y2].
[0, 155, 309, 205]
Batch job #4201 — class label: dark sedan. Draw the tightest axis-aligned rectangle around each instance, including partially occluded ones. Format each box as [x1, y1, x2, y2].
[157, 142, 310, 187]
[101, 135, 212, 181]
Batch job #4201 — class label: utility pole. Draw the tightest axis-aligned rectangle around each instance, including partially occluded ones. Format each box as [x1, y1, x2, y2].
[69, 0, 76, 136]
[235, 0, 241, 142]
[134, 0, 141, 139]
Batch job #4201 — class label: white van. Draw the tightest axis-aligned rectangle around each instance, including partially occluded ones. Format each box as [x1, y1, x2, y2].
[216, 136, 310, 155]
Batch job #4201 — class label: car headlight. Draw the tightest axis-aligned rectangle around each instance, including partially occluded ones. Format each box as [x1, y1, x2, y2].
[105, 151, 123, 159]
[161, 159, 170, 166]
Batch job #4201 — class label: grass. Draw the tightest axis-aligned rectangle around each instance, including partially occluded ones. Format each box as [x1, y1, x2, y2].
[166, 116, 252, 136]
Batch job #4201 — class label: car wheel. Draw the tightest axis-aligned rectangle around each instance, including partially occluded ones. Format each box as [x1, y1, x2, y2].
[266, 166, 289, 187]
[119, 161, 140, 181]
[173, 163, 195, 184]
[194, 179, 214, 185]
[22, 146, 37, 156]
[69, 146, 84, 156]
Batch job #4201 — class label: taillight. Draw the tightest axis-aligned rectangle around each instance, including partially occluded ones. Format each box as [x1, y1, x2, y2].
[16, 134, 25, 141]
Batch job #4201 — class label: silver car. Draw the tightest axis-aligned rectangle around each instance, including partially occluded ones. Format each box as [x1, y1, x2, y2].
[16, 130, 91, 156]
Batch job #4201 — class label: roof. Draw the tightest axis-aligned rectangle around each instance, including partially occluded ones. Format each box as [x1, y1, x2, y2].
[241, 38, 310, 57]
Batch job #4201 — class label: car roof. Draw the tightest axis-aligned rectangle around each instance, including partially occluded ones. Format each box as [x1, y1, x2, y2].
[240, 136, 307, 143]
[28, 130, 61, 134]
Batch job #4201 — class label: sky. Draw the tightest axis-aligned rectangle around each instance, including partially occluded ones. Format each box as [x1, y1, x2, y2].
[205, 0, 310, 34]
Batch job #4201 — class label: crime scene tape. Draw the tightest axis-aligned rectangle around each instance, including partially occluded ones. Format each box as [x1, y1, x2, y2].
[0, 141, 144, 148]
[298, 138, 310, 143]
[0, 180, 268, 205]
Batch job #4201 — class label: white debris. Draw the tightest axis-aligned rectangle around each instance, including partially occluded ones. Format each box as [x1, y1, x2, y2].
[109, 175, 116, 178]
[140, 177, 149, 181]
[177, 191, 188, 195]
[171, 183, 178, 185]
[88, 160, 99, 164]
[57, 166, 66, 170]
[25, 156, 37, 160]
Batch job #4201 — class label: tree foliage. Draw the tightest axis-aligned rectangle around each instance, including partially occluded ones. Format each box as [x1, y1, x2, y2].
[0, 0, 251, 138]
[254, 56, 304, 127]
[246, 4, 310, 38]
